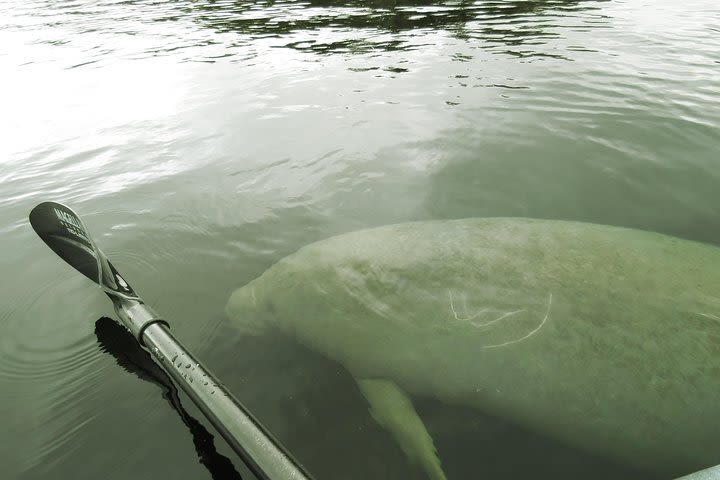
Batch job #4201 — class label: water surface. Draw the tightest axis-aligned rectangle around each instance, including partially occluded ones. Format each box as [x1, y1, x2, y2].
[1, 0, 719, 479]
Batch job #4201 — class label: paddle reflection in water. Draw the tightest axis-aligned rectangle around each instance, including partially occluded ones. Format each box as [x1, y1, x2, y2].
[94, 317, 243, 480]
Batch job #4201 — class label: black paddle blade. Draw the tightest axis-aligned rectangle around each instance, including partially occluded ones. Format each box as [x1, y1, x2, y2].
[29, 201, 136, 297]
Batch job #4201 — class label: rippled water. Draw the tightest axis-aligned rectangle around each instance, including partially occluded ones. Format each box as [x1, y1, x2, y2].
[1, 0, 719, 479]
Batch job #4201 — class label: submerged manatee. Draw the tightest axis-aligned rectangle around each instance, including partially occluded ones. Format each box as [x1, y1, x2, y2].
[226, 218, 720, 479]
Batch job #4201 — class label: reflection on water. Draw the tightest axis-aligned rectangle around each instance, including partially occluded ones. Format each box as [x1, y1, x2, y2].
[3, 0, 611, 63]
[1, 0, 719, 479]
[94, 317, 243, 480]
[187, 0, 598, 58]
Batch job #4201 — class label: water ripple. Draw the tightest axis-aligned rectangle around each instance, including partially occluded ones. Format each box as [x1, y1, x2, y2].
[0, 274, 103, 384]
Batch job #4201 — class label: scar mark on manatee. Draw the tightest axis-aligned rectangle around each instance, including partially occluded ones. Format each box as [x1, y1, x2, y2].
[480, 293, 552, 349]
[446, 290, 553, 348]
[448, 290, 488, 321]
[471, 309, 526, 328]
[697, 312, 720, 322]
[448, 290, 525, 327]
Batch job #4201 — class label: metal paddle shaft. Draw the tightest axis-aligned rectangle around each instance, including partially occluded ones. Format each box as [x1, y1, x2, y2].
[29, 202, 312, 480]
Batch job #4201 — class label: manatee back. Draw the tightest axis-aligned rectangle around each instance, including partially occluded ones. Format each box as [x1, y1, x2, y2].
[227, 218, 720, 473]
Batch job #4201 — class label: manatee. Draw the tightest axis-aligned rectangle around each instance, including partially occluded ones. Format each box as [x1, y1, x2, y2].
[226, 218, 720, 479]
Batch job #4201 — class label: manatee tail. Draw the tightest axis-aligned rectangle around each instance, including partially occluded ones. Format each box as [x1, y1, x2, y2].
[357, 378, 448, 480]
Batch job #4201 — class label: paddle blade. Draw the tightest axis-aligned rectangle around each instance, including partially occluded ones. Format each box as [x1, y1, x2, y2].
[29, 202, 136, 297]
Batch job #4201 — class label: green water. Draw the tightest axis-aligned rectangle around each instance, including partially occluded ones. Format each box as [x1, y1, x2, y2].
[1, 1, 718, 479]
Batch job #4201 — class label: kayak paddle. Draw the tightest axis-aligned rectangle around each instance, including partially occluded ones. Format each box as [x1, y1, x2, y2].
[29, 201, 312, 480]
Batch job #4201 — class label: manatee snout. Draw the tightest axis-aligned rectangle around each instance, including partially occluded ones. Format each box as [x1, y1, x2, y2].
[226, 284, 270, 336]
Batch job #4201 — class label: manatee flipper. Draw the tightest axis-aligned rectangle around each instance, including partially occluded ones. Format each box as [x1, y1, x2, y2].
[356, 378, 448, 480]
